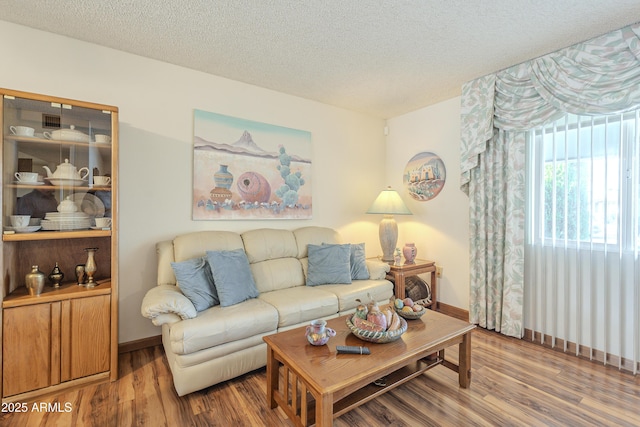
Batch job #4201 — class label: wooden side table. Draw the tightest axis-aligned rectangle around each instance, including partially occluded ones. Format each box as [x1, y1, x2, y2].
[385, 259, 437, 310]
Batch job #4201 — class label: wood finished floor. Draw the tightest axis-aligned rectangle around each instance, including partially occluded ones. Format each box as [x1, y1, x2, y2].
[1, 328, 639, 426]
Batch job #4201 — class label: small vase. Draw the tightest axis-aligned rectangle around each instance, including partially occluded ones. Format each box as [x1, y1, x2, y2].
[75, 264, 86, 285]
[213, 164, 233, 190]
[394, 248, 402, 266]
[84, 248, 98, 287]
[25, 265, 46, 296]
[48, 262, 64, 288]
[305, 319, 336, 346]
[403, 243, 417, 263]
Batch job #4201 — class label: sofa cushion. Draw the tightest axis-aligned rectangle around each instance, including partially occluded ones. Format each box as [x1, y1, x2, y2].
[259, 286, 339, 328]
[321, 241, 369, 280]
[167, 298, 278, 355]
[349, 243, 370, 280]
[157, 240, 178, 285]
[366, 259, 391, 279]
[293, 226, 341, 258]
[250, 257, 305, 293]
[174, 231, 244, 262]
[206, 249, 260, 307]
[171, 256, 219, 311]
[241, 228, 298, 263]
[320, 279, 394, 313]
[306, 243, 352, 286]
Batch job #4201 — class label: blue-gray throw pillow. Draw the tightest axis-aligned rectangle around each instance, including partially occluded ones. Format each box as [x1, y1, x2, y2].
[350, 242, 370, 280]
[306, 243, 352, 286]
[171, 256, 219, 312]
[205, 249, 260, 307]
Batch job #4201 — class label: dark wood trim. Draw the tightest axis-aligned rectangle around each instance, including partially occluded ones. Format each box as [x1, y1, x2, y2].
[118, 335, 161, 354]
[437, 302, 469, 321]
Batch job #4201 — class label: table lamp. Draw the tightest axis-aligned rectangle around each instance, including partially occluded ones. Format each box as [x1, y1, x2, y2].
[366, 186, 412, 262]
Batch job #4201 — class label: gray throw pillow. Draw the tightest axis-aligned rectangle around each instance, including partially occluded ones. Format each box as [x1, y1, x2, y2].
[171, 256, 219, 311]
[205, 249, 260, 307]
[350, 242, 370, 280]
[306, 243, 352, 286]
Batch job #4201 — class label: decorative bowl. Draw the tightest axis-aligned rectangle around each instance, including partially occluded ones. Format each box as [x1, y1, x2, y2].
[346, 315, 407, 344]
[395, 306, 426, 320]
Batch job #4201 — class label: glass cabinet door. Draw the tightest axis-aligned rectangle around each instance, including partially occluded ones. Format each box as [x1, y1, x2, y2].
[2, 93, 114, 236]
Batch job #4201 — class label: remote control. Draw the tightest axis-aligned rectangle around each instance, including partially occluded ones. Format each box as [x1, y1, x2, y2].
[336, 345, 370, 355]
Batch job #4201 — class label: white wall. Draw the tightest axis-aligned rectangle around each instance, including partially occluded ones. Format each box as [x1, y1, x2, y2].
[386, 98, 469, 310]
[0, 21, 389, 342]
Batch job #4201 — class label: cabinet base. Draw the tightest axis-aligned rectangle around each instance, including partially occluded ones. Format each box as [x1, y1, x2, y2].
[2, 371, 110, 403]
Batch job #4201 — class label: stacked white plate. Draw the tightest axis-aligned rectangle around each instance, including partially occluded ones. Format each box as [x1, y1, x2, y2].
[41, 212, 91, 231]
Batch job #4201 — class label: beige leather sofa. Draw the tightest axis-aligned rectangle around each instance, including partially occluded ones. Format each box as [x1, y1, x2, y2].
[141, 226, 393, 396]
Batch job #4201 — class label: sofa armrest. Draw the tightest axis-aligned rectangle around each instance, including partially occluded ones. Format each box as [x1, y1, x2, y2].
[141, 284, 197, 325]
[366, 259, 390, 280]
[149, 312, 183, 326]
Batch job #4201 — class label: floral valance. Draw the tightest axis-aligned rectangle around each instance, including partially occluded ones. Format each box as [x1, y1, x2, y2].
[460, 22, 640, 193]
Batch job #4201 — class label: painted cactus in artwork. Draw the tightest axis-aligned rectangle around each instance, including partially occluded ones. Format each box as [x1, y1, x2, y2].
[276, 145, 305, 207]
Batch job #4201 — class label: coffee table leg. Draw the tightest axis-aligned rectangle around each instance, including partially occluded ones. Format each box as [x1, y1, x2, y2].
[266, 346, 278, 408]
[316, 392, 333, 427]
[459, 331, 472, 388]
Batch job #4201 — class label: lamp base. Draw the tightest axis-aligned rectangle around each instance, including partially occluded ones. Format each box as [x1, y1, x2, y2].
[379, 215, 398, 262]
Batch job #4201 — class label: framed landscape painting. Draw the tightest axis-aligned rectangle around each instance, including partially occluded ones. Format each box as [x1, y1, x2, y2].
[193, 110, 312, 220]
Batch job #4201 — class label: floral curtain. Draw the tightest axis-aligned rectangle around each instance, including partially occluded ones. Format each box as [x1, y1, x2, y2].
[461, 22, 640, 338]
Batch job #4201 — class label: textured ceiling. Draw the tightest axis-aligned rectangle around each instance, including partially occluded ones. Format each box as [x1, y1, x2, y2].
[2, 1, 640, 118]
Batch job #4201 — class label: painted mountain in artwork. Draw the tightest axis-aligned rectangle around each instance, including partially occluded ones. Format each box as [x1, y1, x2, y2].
[194, 130, 310, 163]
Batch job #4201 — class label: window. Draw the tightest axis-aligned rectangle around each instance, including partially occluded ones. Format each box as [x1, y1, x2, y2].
[527, 112, 639, 250]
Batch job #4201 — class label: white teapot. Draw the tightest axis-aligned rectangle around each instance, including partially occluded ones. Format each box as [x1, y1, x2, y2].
[43, 159, 89, 181]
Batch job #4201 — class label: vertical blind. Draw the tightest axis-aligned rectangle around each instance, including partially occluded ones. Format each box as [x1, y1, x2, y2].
[525, 112, 640, 373]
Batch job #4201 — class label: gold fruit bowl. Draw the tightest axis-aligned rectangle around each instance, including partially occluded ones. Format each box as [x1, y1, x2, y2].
[395, 306, 426, 320]
[346, 315, 407, 344]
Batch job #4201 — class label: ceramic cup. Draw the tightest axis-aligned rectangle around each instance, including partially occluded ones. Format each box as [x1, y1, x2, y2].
[9, 126, 35, 137]
[93, 176, 111, 186]
[94, 217, 111, 228]
[10, 215, 30, 228]
[94, 134, 111, 143]
[14, 172, 39, 183]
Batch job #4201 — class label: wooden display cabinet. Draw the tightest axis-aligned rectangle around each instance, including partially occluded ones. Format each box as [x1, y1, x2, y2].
[0, 89, 118, 402]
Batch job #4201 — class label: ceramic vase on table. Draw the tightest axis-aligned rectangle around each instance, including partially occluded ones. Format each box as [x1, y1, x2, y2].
[25, 265, 46, 296]
[403, 243, 417, 263]
[75, 264, 86, 285]
[48, 262, 64, 288]
[84, 248, 98, 287]
[305, 319, 336, 346]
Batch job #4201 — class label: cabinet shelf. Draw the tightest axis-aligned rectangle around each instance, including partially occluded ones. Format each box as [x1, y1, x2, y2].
[4, 134, 112, 150]
[2, 229, 111, 241]
[6, 183, 111, 191]
[3, 280, 111, 308]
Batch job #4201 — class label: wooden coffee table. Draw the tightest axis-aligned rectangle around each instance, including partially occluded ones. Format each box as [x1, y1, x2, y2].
[264, 309, 475, 427]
